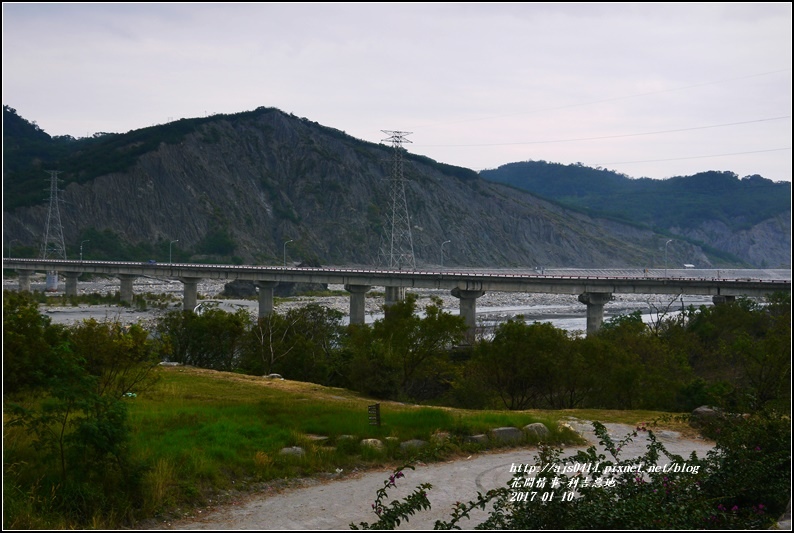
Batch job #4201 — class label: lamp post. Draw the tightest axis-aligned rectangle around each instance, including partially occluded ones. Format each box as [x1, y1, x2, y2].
[664, 239, 673, 278]
[7, 239, 17, 258]
[441, 240, 451, 268]
[80, 240, 90, 262]
[283, 239, 293, 267]
[169, 240, 179, 265]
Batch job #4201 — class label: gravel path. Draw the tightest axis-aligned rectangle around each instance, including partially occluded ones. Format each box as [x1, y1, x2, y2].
[147, 420, 716, 530]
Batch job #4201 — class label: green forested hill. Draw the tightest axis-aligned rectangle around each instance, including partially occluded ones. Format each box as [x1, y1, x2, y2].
[479, 161, 790, 231]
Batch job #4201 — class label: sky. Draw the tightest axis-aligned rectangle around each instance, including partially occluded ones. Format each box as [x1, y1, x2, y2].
[2, 3, 792, 182]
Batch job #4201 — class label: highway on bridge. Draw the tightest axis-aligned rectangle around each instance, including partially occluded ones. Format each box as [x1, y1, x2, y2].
[4, 258, 790, 336]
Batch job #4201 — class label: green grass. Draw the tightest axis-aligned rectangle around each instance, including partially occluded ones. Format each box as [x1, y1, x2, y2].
[122, 366, 589, 516]
[5, 365, 695, 527]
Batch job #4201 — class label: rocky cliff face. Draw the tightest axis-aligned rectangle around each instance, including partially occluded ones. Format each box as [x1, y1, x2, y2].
[1, 109, 730, 268]
[671, 212, 791, 269]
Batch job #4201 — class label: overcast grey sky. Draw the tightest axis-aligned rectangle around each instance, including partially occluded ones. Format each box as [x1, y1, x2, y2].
[3, 3, 791, 181]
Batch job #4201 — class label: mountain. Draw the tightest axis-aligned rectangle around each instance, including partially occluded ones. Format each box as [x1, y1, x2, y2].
[2, 105, 787, 268]
[480, 161, 791, 268]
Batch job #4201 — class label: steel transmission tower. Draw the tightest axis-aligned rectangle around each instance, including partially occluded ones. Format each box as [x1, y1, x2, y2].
[41, 170, 67, 260]
[380, 130, 416, 270]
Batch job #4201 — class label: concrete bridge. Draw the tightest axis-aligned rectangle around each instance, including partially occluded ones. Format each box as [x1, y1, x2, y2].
[4, 258, 790, 338]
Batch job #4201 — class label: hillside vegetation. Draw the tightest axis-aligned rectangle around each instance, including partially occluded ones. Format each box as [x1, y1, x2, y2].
[481, 161, 791, 268]
[3, 105, 789, 268]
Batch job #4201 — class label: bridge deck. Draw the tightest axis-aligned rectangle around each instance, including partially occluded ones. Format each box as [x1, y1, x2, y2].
[4, 259, 790, 298]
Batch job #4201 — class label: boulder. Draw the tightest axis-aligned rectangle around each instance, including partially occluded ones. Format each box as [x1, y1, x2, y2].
[524, 422, 550, 440]
[278, 446, 305, 456]
[400, 439, 428, 450]
[490, 427, 524, 444]
[361, 438, 384, 450]
[690, 405, 724, 429]
[464, 434, 488, 445]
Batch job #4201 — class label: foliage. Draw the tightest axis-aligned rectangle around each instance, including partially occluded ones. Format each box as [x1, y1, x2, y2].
[593, 311, 693, 410]
[3, 104, 283, 210]
[237, 304, 345, 383]
[661, 293, 791, 412]
[481, 161, 790, 233]
[156, 308, 251, 371]
[343, 323, 401, 399]
[3, 300, 161, 528]
[3, 290, 66, 394]
[470, 320, 579, 409]
[343, 295, 466, 400]
[66, 319, 161, 398]
[197, 227, 237, 256]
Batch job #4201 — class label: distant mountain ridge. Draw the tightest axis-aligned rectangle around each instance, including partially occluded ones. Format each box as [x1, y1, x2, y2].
[480, 161, 791, 268]
[2, 105, 790, 268]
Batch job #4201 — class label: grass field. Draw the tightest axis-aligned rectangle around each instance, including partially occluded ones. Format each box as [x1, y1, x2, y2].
[4, 364, 698, 527]
[123, 366, 692, 517]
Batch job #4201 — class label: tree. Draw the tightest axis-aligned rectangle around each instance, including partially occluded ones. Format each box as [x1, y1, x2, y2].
[157, 308, 250, 371]
[4, 311, 159, 525]
[67, 319, 160, 398]
[373, 295, 466, 399]
[675, 294, 791, 412]
[238, 304, 345, 382]
[343, 295, 466, 400]
[3, 290, 66, 394]
[472, 320, 570, 410]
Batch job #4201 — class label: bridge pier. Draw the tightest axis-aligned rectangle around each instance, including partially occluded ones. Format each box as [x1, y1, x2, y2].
[255, 281, 278, 318]
[345, 284, 371, 325]
[63, 272, 81, 297]
[17, 270, 32, 292]
[578, 292, 613, 336]
[712, 295, 736, 305]
[179, 277, 201, 311]
[119, 274, 136, 304]
[451, 288, 485, 343]
[384, 286, 405, 316]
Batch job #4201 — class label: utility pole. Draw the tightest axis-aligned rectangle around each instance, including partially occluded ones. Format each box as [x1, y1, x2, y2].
[380, 130, 416, 270]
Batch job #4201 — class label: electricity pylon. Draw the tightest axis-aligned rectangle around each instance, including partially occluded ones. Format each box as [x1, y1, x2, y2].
[41, 170, 67, 260]
[379, 130, 416, 270]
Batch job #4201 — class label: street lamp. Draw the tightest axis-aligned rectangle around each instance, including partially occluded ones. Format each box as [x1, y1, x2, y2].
[80, 240, 90, 262]
[441, 240, 451, 268]
[664, 239, 673, 278]
[170, 240, 179, 265]
[283, 239, 293, 267]
[7, 239, 18, 258]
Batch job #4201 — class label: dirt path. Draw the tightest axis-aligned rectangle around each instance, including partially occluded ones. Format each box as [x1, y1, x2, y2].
[146, 421, 716, 530]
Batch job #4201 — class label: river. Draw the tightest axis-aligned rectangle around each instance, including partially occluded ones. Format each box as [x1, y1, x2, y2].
[5, 268, 789, 334]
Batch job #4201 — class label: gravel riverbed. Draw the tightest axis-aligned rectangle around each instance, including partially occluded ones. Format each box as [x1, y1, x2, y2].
[4, 273, 715, 333]
[3, 274, 711, 331]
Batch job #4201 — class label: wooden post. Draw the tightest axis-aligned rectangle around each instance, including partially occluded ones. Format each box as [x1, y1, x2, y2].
[368, 403, 381, 426]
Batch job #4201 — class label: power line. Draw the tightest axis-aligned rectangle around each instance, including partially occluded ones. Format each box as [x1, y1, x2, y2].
[418, 116, 791, 148]
[595, 147, 792, 167]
